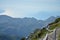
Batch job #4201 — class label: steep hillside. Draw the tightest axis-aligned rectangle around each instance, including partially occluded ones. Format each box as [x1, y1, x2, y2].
[49, 18, 60, 30]
[48, 18, 60, 40]
[27, 28, 48, 40]
[27, 18, 60, 40]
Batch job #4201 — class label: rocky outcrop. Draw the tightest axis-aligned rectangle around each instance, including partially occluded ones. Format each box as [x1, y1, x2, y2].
[47, 28, 60, 40]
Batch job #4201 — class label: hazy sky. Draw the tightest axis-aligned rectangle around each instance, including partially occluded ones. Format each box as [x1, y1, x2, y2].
[0, 0, 60, 20]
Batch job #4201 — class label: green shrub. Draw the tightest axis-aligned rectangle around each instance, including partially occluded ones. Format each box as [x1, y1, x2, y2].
[21, 37, 26, 40]
[55, 18, 60, 23]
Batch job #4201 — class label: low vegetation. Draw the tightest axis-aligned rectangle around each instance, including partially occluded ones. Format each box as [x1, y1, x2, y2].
[58, 34, 60, 40]
[28, 28, 48, 40]
[21, 37, 26, 40]
[49, 18, 60, 30]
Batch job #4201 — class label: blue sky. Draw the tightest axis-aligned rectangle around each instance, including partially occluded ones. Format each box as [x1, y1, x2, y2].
[0, 0, 60, 20]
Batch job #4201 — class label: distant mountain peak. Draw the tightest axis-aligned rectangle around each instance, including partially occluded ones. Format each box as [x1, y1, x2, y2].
[56, 16, 60, 18]
[47, 16, 56, 20]
[0, 15, 12, 18]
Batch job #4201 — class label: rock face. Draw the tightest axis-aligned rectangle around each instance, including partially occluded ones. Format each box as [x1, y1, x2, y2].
[47, 28, 60, 40]
[48, 30, 56, 40]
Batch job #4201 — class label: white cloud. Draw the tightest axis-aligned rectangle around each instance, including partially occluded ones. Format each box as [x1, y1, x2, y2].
[0, 8, 14, 17]
[0, 0, 60, 19]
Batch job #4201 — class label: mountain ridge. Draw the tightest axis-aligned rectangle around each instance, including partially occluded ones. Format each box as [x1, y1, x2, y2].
[0, 15, 60, 40]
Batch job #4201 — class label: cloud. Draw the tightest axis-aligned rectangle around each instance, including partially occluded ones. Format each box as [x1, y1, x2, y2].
[2, 9, 14, 16]
[0, 0, 60, 19]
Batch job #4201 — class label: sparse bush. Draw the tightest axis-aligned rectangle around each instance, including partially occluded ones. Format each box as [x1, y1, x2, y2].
[21, 37, 26, 40]
[55, 18, 60, 23]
